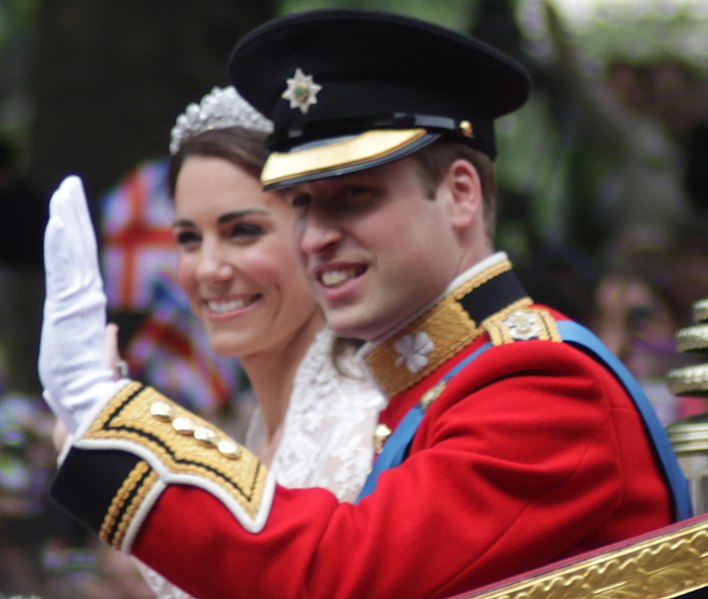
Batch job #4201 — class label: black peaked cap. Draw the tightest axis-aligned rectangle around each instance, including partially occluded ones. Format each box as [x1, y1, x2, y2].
[229, 9, 532, 187]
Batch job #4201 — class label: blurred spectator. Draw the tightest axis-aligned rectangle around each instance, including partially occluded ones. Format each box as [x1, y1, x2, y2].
[519, 242, 599, 326]
[665, 218, 708, 327]
[645, 58, 708, 216]
[590, 240, 708, 425]
[0, 392, 84, 597]
[46, 542, 154, 599]
[647, 58, 703, 146]
[542, 0, 691, 257]
[684, 118, 708, 214]
[0, 393, 54, 517]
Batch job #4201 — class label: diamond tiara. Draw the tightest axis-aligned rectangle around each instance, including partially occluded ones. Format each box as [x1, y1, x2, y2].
[169, 86, 273, 155]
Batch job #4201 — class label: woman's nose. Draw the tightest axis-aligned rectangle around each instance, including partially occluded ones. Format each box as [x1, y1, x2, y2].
[196, 242, 234, 282]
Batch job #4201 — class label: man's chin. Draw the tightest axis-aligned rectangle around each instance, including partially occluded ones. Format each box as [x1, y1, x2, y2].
[324, 308, 387, 343]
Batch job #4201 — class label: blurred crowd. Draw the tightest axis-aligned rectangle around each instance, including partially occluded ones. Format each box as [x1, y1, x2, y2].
[1, 4, 708, 597]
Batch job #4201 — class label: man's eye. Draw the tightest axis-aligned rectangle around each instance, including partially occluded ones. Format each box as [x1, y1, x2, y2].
[344, 186, 368, 197]
[289, 193, 311, 208]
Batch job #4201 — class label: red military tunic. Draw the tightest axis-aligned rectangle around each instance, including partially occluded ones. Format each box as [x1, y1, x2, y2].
[51, 255, 672, 598]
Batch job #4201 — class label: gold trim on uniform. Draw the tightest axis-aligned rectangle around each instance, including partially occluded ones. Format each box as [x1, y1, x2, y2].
[365, 298, 481, 396]
[112, 468, 158, 550]
[85, 382, 268, 522]
[373, 423, 393, 454]
[364, 260, 533, 397]
[450, 258, 514, 301]
[100, 461, 158, 549]
[420, 381, 447, 411]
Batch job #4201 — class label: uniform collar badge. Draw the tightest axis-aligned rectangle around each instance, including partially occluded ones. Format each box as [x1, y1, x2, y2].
[282, 68, 322, 114]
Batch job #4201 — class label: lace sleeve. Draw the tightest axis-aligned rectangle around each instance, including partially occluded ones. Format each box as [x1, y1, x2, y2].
[135, 559, 194, 598]
[269, 327, 384, 502]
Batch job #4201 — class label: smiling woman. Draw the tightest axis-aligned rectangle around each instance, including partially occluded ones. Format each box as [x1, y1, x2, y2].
[172, 154, 320, 372]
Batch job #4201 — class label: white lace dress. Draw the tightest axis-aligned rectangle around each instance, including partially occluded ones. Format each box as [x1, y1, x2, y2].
[138, 326, 384, 597]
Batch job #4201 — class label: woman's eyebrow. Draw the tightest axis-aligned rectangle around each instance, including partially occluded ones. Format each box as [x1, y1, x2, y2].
[172, 209, 268, 228]
[217, 209, 267, 225]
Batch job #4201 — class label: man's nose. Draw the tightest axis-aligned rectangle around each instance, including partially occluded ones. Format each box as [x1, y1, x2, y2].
[297, 210, 343, 255]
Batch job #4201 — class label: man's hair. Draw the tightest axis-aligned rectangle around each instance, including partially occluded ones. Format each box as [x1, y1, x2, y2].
[167, 126, 268, 196]
[411, 140, 497, 241]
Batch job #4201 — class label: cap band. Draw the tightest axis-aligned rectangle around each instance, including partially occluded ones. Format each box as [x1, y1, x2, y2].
[267, 113, 466, 149]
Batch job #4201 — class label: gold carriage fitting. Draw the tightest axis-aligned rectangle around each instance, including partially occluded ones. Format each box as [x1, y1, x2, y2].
[453, 514, 708, 598]
[667, 297, 708, 516]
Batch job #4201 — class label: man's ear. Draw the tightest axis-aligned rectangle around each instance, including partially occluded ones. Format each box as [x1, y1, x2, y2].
[442, 158, 483, 228]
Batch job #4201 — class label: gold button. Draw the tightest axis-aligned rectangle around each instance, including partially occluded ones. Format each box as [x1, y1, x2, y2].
[194, 426, 217, 447]
[218, 440, 241, 459]
[421, 380, 446, 410]
[374, 423, 392, 454]
[172, 416, 195, 435]
[150, 401, 174, 422]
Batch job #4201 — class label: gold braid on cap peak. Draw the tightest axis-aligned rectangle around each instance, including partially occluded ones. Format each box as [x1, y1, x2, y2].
[169, 86, 273, 155]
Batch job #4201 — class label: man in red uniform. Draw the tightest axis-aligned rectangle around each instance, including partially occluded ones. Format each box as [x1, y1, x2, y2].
[40, 9, 690, 598]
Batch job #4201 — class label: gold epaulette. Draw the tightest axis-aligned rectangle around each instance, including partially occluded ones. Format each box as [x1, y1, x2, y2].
[483, 307, 562, 347]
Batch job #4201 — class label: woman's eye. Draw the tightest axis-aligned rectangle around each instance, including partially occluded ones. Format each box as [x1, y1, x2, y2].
[231, 223, 264, 238]
[174, 230, 200, 246]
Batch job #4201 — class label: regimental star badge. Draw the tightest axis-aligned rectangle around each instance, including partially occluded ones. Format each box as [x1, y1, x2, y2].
[282, 68, 322, 114]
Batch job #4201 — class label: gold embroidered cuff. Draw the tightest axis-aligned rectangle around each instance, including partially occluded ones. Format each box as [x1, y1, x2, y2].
[56, 381, 276, 548]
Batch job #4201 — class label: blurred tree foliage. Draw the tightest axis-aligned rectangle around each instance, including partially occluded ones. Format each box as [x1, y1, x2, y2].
[2, 0, 707, 201]
[0, 0, 39, 155]
[519, 0, 708, 69]
[24, 0, 275, 201]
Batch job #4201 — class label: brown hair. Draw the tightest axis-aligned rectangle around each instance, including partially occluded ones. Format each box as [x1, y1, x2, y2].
[411, 139, 497, 242]
[168, 126, 268, 196]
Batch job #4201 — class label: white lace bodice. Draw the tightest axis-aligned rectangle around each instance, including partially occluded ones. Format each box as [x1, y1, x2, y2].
[138, 326, 383, 597]
[246, 326, 384, 502]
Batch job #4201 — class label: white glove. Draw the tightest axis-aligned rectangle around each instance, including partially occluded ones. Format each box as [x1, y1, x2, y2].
[38, 175, 122, 433]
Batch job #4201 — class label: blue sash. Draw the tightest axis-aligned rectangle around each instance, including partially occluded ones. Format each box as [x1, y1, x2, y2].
[356, 321, 693, 521]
